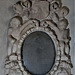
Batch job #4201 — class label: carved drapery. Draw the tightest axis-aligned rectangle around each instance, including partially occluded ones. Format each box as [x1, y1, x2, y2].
[5, 0, 73, 75]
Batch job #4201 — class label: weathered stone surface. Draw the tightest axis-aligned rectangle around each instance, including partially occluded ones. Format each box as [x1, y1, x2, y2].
[29, 1, 49, 19]
[5, 0, 72, 75]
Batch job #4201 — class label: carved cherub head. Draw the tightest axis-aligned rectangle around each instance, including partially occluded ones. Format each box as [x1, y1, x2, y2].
[13, 1, 23, 15]
[9, 16, 23, 28]
[58, 19, 68, 30]
[21, 0, 31, 8]
[60, 6, 69, 18]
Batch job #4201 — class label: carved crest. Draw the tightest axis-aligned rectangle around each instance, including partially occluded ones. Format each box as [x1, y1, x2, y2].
[5, 0, 73, 75]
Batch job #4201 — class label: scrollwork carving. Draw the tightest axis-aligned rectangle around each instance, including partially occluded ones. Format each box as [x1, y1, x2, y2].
[5, 0, 72, 75]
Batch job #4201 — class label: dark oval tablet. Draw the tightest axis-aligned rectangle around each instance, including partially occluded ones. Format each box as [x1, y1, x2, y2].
[21, 31, 56, 75]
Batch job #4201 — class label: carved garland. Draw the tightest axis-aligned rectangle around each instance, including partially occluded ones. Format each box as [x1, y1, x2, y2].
[5, 0, 73, 75]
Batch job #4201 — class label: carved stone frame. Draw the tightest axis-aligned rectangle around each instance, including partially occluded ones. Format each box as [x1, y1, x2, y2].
[17, 20, 60, 75]
[5, 0, 73, 75]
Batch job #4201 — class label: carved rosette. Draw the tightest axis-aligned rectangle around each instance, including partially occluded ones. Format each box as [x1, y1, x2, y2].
[5, 0, 73, 75]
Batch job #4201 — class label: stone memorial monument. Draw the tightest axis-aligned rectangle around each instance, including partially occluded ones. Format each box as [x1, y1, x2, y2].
[5, 0, 73, 75]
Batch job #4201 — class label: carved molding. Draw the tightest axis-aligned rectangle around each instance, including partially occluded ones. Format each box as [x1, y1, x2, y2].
[5, 0, 73, 75]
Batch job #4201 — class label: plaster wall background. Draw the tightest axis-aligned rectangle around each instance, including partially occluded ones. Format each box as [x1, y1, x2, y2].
[0, 0, 74, 75]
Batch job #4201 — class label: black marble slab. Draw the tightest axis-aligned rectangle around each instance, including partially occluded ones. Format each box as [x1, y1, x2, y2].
[22, 31, 56, 75]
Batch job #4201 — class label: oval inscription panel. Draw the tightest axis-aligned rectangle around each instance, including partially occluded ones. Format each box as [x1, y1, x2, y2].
[22, 31, 56, 75]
